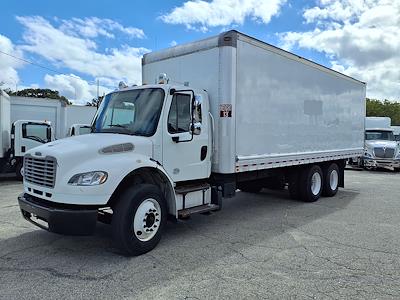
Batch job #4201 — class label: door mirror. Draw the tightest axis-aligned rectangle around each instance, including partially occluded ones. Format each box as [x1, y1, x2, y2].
[46, 126, 52, 141]
[191, 122, 201, 135]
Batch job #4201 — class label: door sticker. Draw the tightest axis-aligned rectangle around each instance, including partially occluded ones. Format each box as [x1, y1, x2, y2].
[220, 104, 232, 117]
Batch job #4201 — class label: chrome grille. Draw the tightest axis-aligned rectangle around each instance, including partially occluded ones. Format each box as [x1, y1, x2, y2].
[24, 155, 56, 188]
[374, 147, 395, 159]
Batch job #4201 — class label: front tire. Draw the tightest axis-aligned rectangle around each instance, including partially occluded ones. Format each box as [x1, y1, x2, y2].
[112, 184, 167, 256]
[299, 165, 323, 202]
[322, 163, 339, 197]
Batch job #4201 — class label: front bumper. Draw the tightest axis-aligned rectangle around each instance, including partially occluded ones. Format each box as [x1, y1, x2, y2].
[18, 193, 98, 235]
[363, 157, 400, 169]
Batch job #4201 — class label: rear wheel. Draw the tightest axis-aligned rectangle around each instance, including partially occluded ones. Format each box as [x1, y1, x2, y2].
[112, 184, 167, 256]
[299, 165, 323, 202]
[322, 163, 339, 197]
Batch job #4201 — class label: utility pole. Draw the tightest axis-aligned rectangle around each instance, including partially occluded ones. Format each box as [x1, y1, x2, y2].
[96, 79, 99, 99]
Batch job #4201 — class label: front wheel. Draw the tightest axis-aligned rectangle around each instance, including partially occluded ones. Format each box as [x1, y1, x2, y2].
[112, 184, 167, 256]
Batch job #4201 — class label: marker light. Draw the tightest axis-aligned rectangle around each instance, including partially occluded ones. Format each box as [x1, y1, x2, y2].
[157, 73, 169, 84]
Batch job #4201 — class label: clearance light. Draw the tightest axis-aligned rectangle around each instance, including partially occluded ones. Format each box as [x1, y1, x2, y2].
[157, 73, 169, 84]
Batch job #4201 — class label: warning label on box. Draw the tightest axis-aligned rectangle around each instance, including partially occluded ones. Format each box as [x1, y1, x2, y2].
[219, 104, 232, 117]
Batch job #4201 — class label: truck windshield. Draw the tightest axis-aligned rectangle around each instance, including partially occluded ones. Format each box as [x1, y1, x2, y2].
[365, 130, 395, 141]
[93, 88, 165, 136]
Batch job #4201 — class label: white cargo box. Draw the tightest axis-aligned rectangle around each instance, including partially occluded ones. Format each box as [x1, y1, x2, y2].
[0, 90, 11, 158]
[365, 117, 391, 129]
[10, 96, 97, 138]
[143, 31, 366, 174]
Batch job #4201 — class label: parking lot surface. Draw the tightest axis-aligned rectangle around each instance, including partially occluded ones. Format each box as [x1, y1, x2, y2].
[1, 170, 400, 299]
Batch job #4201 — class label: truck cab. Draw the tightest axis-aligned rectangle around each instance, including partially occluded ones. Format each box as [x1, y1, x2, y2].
[67, 124, 92, 137]
[362, 128, 400, 170]
[18, 83, 213, 254]
[0, 119, 53, 179]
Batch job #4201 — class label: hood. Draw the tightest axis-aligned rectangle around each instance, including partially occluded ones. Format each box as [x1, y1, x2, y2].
[26, 133, 153, 162]
[365, 140, 399, 149]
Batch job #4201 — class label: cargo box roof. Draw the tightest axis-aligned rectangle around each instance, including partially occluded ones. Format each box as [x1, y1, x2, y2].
[143, 30, 365, 86]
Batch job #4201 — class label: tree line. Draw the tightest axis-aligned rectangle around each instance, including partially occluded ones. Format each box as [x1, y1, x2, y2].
[3, 88, 102, 106]
[5, 88, 70, 105]
[366, 98, 400, 126]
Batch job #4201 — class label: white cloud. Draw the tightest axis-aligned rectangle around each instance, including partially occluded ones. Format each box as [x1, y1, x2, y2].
[15, 16, 149, 102]
[59, 17, 145, 39]
[169, 40, 178, 47]
[44, 74, 113, 105]
[160, 0, 287, 31]
[0, 34, 25, 90]
[280, 0, 400, 100]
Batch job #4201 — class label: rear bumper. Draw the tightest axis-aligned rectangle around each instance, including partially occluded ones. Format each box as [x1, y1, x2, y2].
[18, 193, 98, 235]
[363, 158, 400, 169]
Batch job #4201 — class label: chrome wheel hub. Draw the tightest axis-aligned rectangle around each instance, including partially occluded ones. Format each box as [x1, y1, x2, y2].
[311, 172, 322, 196]
[329, 169, 338, 190]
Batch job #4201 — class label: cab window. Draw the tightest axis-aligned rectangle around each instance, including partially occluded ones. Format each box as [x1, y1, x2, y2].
[168, 94, 191, 134]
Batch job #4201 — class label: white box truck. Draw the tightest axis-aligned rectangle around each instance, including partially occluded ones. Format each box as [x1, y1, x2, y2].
[10, 96, 96, 138]
[18, 31, 366, 255]
[1, 90, 54, 179]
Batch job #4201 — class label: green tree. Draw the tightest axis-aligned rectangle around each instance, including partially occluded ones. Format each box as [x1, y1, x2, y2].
[8, 88, 71, 105]
[86, 95, 104, 107]
[366, 98, 400, 125]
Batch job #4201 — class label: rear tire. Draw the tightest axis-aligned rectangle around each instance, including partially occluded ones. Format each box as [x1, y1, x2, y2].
[299, 165, 323, 202]
[322, 163, 339, 197]
[112, 184, 167, 256]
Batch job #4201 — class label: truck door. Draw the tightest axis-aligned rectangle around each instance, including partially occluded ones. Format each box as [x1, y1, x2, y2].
[162, 91, 210, 182]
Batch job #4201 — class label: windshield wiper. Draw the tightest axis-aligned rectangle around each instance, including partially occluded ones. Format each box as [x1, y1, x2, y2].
[108, 124, 127, 128]
[25, 135, 47, 143]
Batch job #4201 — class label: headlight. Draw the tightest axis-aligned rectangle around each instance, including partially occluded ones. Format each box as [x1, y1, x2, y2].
[68, 171, 108, 186]
[364, 152, 372, 158]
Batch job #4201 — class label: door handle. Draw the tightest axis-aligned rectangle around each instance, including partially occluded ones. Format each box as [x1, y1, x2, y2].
[200, 146, 207, 161]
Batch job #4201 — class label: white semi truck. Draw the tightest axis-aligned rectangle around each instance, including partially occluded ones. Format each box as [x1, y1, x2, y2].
[0, 90, 53, 179]
[18, 31, 366, 255]
[361, 117, 400, 170]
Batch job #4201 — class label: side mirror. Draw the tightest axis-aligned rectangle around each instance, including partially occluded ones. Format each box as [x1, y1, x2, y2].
[46, 127, 52, 141]
[191, 122, 201, 135]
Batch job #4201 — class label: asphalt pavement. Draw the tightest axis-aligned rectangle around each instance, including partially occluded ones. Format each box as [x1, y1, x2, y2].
[1, 170, 400, 299]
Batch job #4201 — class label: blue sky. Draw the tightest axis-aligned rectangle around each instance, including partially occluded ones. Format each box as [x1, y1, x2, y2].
[0, 0, 398, 103]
